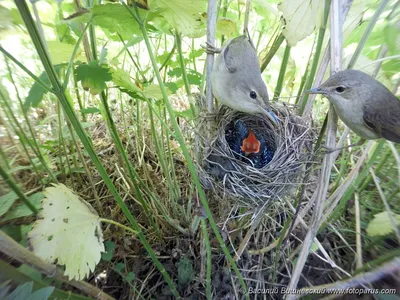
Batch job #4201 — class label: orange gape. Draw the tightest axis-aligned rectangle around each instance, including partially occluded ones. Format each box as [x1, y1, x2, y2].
[241, 130, 261, 155]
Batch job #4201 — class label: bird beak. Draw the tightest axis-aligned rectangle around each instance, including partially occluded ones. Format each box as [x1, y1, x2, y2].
[306, 87, 327, 95]
[262, 108, 278, 126]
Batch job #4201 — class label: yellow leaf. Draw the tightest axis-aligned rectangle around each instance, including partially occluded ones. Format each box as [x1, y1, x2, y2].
[28, 184, 104, 280]
[217, 18, 237, 38]
[366, 211, 400, 237]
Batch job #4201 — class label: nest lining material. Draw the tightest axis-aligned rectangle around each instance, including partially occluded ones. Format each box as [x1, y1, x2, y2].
[196, 104, 315, 208]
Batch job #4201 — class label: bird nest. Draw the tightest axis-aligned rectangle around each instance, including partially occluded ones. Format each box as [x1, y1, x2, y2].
[195, 103, 316, 208]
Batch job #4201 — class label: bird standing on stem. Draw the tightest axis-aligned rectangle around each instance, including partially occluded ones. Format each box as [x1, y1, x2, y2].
[308, 69, 400, 144]
[206, 35, 277, 125]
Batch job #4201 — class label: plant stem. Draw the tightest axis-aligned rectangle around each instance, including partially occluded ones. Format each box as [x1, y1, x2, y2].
[123, 2, 249, 296]
[100, 218, 138, 235]
[273, 44, 291, 100]
[15, 1, 178, 297]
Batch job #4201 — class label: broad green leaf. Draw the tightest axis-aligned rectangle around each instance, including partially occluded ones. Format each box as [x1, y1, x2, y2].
[110, 67, 142, 94]
[384, 22, 400, 54]
[75, 61, 112, 95]
[47, 40, 82, 65]
[343, 0, 365, 40]
[24, 64, 65, 111]
[28, 184, 105, 280]
[0, 191, 18, 217]
[91, 3, 141, 40]
[81, 107, 101, 115]
[115, 262, 124, 273]
[366, 211, 400, 237]
[5, 282, 54, 300]
[125, 272, 135, 283]
[55, 23, 76, 45]
[216, 18, 237, 38]
[0, 5, 13, 32]
[17, 264, 43, 283]
[5, 282, 33, 300]
[2, 193, 43, 222]
[148, 0, 206, 37]
[143, 84, 164, 99]
[278, 0, 322, 47]
[253, 0, 279, 19]
[174, 108, 194, 120]
[101, 240, 115, 262]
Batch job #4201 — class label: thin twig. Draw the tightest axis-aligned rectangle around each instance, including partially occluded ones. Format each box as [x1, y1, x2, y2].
[0, 231, 115, 300]
[243, 0, 252, 34]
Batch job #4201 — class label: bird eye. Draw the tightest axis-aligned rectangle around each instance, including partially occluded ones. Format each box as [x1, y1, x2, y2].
[249, 91, 257, 99]
[335, 86, 346, 93]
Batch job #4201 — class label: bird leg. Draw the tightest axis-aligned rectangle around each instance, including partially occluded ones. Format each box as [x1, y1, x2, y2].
[321, 138, 366, 154]
[202, 42, 222, 54]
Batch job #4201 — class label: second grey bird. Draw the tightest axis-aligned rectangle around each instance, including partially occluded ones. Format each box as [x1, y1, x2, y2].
[308, 70, 400, 143]
[209, 35, 277, 124]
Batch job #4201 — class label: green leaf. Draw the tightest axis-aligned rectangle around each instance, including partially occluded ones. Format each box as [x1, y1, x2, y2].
[28, 184, 105, 280]
[110, 67, 141, 94]
[28, 286, 55, 300]
[101, 241, 116, 262]
[253, 0, 279, 19]
[177, 256, 194, 287]
[2, 193, 43, 222]
[216, 18, 237, 38]
[17, 264, 43, 283]
[4, 282, 53, 300]
[366, 212, 400, 237]
[0, 191, 18, 217]
[75, 61, 112, 95]
[24, 72, 51, 111]
[384, 22, 400, 54]
[24, 64, 65, 111]
[148, 0, 206, 37]
[5, 282, 33, 300]
[143, 84, 164, 99]
[81, 107, 101, 115]
[187, 69, 202, 86]
[124, 272, 135, 283]
[91, 3, 141, 40]
[0, 5, 13, 32]
[278, 0, 323, 46]
[115, 262, 124, 273]
[47, 40, 82, 65]
[174, 108, 194, 120]
[55, 23, 76, 45]
[343, 0, 365, 41]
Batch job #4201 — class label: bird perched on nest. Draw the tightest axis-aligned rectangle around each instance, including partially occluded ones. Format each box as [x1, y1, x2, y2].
[308, 70, 400, 143]
[225, 120, 274, 168]
[206, 35, 277, 125]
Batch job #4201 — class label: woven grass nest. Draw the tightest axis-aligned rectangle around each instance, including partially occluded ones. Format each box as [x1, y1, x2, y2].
[196, 103, 316, 208]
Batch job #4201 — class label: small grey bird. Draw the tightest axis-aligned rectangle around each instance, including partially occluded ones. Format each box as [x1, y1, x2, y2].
[207, 35, 277, 124]
[308, 70, 400, 143]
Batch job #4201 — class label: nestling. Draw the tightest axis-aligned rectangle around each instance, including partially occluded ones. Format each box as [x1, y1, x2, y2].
[226, 120, 274, 168]
[208, 35, 277, 124]
[308, 70, 400, 143]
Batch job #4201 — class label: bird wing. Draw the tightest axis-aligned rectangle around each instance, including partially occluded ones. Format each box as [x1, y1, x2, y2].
[223, 36, 256, 73]
[363, 103, 400, 143]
